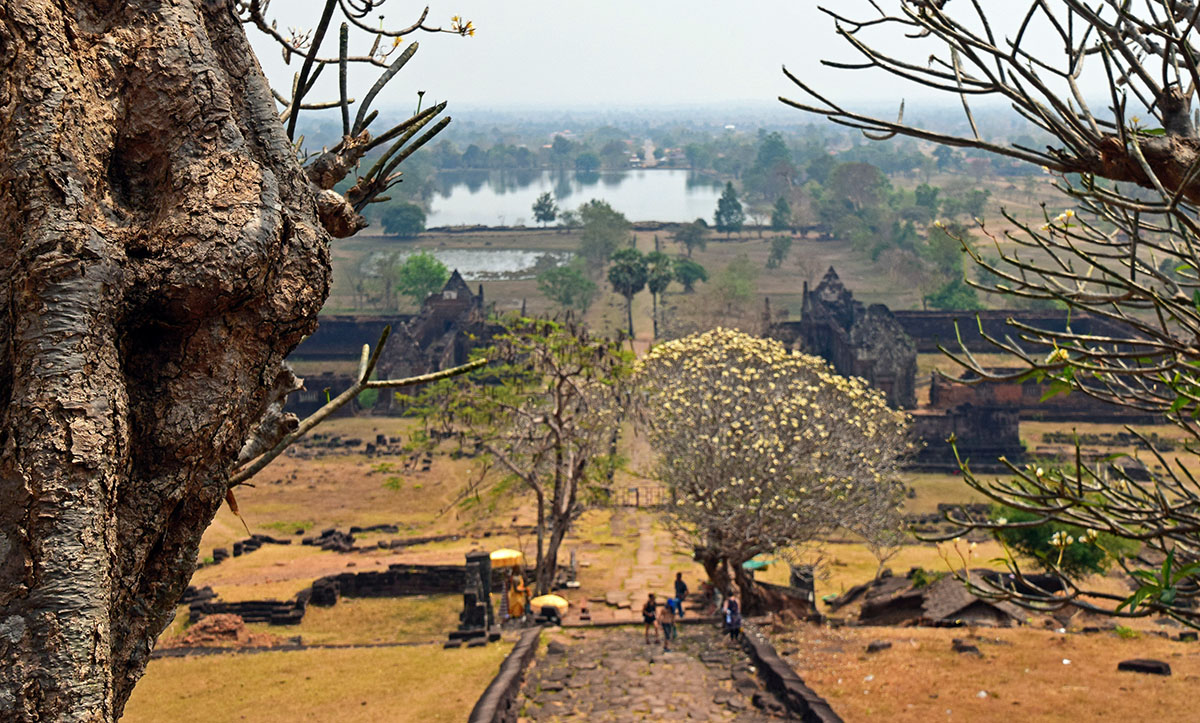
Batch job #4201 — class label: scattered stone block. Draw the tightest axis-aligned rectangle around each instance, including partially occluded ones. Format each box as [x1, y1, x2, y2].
[866, 640, 892, 653]
[1178, 632, 1197, 642]
[546, 641, 567, 655]
[1118, 659, 1171, 676]
[952, 639, 983, 657]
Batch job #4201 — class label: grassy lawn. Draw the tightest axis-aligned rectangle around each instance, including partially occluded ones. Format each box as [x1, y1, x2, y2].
[123, 642, 510, 723]
[245, 596, 461, 646]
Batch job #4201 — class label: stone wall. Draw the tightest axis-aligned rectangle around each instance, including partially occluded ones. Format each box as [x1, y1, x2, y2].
[892, 309, 1124, 354]
[740, 625, 843, 722]
[310, 563, 513, 606]
[929, 370, 1162, 423]
[288, 314, 412, 361]
[468, 627, 543, 723]
[189, 593, 309, 626]
[910, 405, 1023, 472]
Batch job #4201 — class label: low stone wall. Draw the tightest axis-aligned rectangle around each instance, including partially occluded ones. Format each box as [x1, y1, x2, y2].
[739, 625, 842, 723]
[467, 627, 542, 723]
[310, 564, 514, 606]
[189, 592, 309, 626]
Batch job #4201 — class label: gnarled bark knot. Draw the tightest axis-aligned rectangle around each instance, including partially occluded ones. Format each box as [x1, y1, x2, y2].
[0, 2, 330, 720]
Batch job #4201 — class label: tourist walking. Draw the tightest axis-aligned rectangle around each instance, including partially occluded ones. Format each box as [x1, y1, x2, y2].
[658, 597, 676, 651]
[642, 593, 659, 644]
[674, 572, 689, 607]
[723, 594, 741, 643]
[665, 596, 684, 640]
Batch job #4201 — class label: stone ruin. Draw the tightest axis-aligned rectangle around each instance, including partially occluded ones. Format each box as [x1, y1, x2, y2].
[283, 269, 498, 416]
[447, 549, 500, 647]
[374, 270, 499, 412]
[767, 267, 917, 409]
[764, 267, 1024, 471]
[828, 568, 1026, 628]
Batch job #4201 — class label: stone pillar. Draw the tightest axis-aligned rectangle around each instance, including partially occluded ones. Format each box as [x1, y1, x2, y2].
[457, 549, 495, 637]
[789, 564, 817, 613]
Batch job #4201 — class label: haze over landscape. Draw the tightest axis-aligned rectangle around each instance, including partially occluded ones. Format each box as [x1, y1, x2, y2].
[7, 3, 1200, 723]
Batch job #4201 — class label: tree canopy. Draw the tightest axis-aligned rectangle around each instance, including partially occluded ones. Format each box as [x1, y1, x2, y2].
[607, 247, 648, 337]
[395, 251, 450, 305]
[537, 263, 596, 312]
[673, 257, 709, 294]
[671, 219, 710, 257]
[381, 201, 427, 238]
[579, 199, 631, 268]
[714, 182, 745, 237]
[415, 316, 632, 594]
[532, 192, 558, 227]
[637, 328, 911, 608]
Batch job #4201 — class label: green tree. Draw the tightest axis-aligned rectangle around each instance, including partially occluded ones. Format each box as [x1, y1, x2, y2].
[645, 251, 674, 339]
[714, 182, 745, 238]
[417, 317, 632, 594]
[671, 219, 710, 257]
[575, 152, 601, 172]
[766, 235, 793, 269]
[709, 254, 757, 312]
[923, 277, 983, 310]
[551, 134, 574, 170]
[806, 152, 836, 184]
[684, 142, 714, 170]
[922, 223, 971, 276]
[673, 257, 709, 293]
[961, 188, 992, 220]
[828, 162, 890, 212]
[607, 248, 648, 337]
[771, 196, 793, 232]
[992, 505, 1137, 578]
[532, 192, 557, 227]
[600, 139, 629, 169]
[914, 184, 941, 215]
[931, 145, 958, 171]
[395, 251, 450, 305]
[578, 199, 631, 268]
[381, 202, 427, 238]
[537, 264, 596, 312]
[461, 143, 487, 169]
[557, 208, 581, 234]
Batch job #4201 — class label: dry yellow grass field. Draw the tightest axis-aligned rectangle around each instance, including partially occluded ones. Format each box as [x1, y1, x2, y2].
[772, 624, 1199, 722]
[123, 643, 511, 723]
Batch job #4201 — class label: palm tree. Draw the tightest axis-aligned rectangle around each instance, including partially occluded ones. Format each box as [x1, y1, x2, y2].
[607, 248, 648, 338]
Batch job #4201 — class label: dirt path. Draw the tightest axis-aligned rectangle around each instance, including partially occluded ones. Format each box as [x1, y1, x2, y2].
[517, 625, 784, 721]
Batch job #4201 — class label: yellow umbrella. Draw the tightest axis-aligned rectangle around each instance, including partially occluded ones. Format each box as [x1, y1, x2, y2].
[529, 594, 569, 616]
[490, 548, 525, 568]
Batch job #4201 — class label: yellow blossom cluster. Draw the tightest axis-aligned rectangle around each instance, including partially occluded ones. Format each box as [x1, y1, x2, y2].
[636, 328, 912, 556]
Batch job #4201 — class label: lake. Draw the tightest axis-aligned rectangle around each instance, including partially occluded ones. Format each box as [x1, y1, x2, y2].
[362, 248, 574, 281]
[426, 169, 725, 227]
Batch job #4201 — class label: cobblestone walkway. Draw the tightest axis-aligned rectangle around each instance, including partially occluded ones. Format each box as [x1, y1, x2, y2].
[517, 625, 786, 721]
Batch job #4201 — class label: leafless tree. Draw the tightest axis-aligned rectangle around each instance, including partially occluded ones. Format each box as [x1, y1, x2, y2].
[785, 1, 1200, 625]
[0, 2, 470, 718]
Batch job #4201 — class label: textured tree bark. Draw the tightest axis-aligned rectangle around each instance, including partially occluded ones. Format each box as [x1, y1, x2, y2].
[0, 1, 329, 720]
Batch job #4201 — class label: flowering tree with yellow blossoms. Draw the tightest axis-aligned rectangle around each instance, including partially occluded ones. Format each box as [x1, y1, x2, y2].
[637, 328, 912, 610]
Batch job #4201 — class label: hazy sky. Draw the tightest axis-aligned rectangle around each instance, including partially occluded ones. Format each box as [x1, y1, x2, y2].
[249, 2, 1108, 115]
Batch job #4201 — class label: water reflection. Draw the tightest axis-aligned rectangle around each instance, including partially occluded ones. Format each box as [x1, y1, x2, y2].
[426, 169, 724, 227]
[362, 248, 574, 281]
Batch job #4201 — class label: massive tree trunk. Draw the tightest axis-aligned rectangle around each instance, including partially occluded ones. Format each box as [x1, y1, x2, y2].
[0, 2, 329, 719]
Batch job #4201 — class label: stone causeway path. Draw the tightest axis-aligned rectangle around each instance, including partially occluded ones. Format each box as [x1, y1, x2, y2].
[516, 625, 787, 721]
